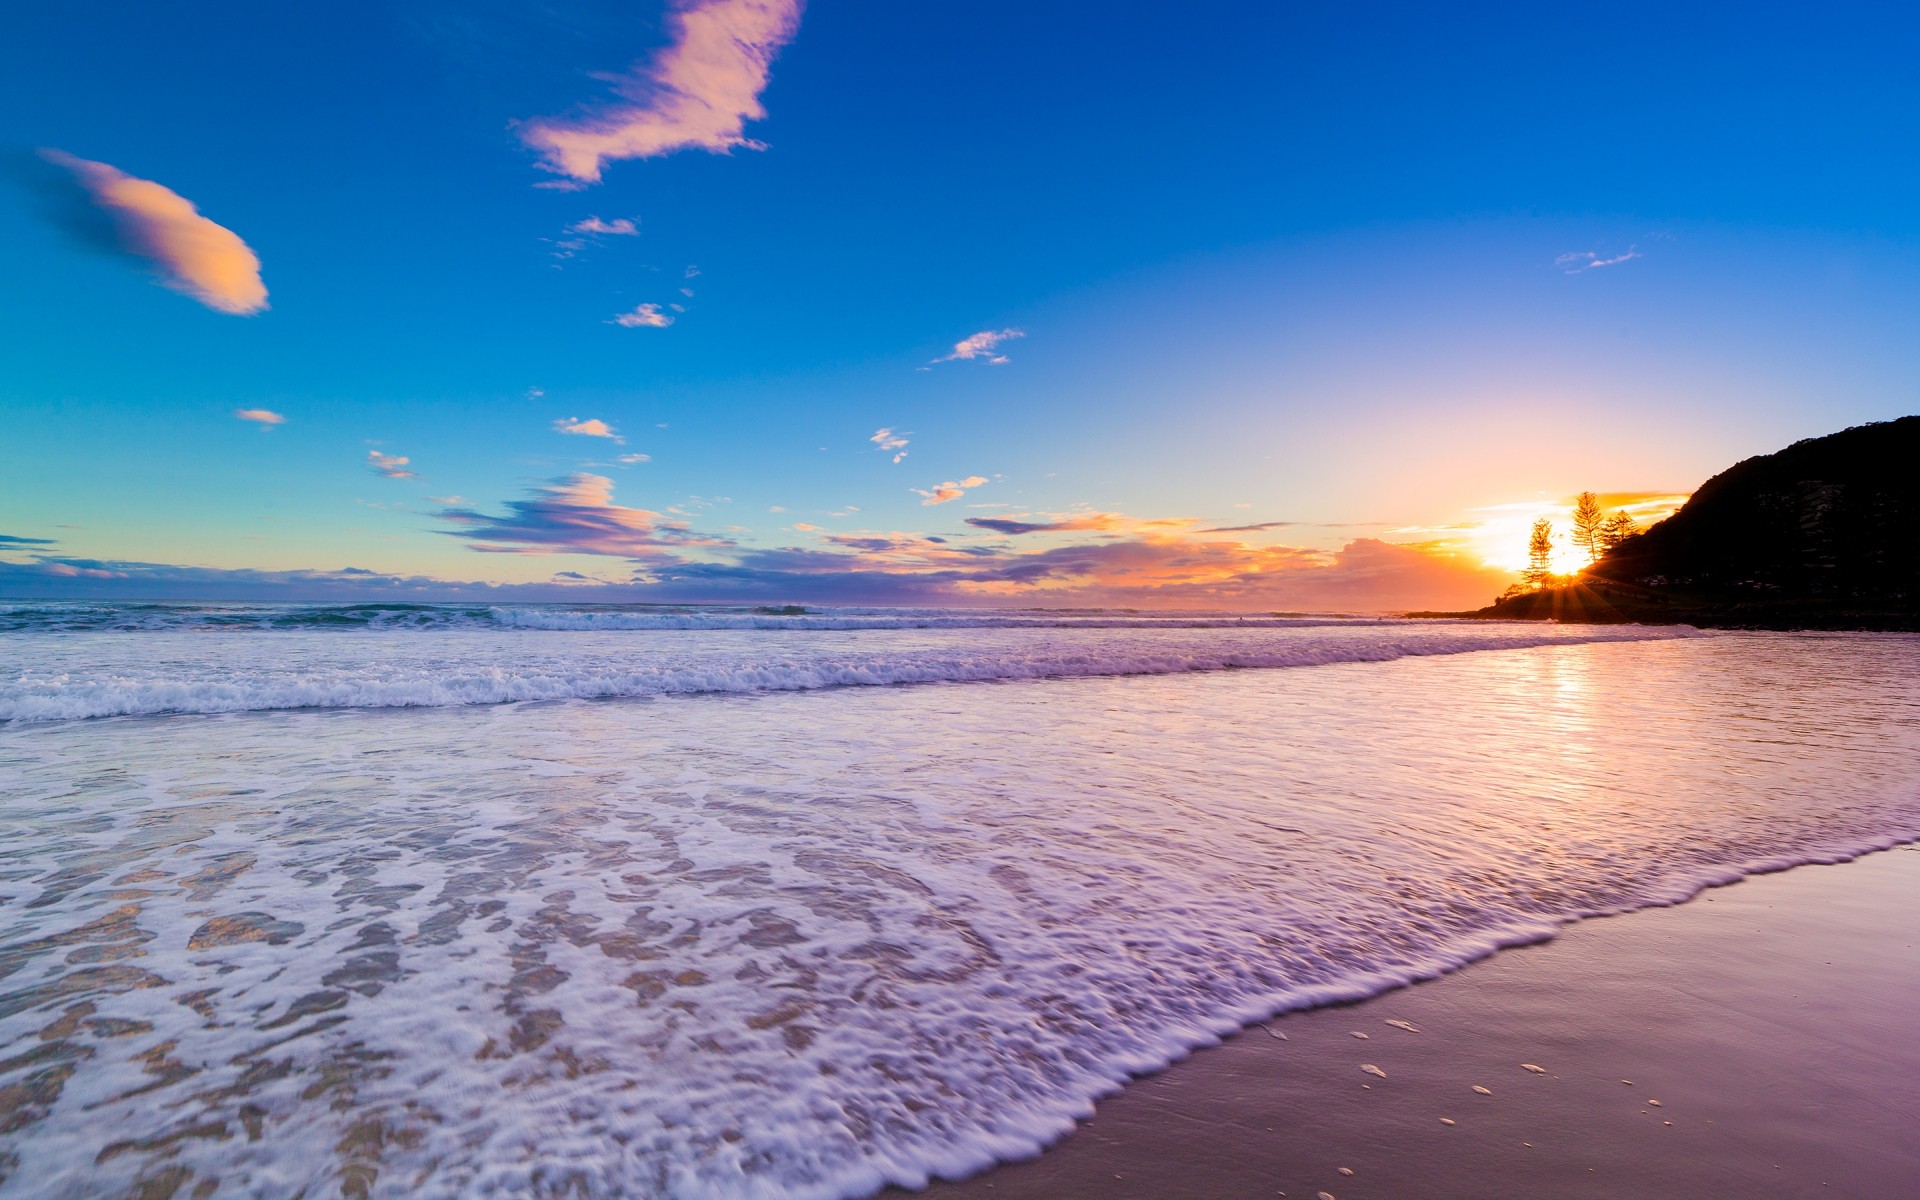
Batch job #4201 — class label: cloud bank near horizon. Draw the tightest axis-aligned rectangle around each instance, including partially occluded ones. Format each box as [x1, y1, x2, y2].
[4, 466, 1517, 611]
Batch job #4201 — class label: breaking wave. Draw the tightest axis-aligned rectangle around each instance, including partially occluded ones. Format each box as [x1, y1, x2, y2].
[0, 621, 1701, 722]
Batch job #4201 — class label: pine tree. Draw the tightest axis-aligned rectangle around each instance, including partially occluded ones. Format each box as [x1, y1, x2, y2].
[1570, 492, 1605, 567]
[1525, 517, 1554, 589]
[1597, 510, 1637, 556]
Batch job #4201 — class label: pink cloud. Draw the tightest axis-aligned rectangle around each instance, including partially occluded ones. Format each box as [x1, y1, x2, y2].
[570, 216, 639, 235]
[870, 427, 909, 463]
[233, 408, 285, 427]
[367, 451, 417, 479]
[553, 416, 625, 443]
[612, 303, 675, 328]
[438, 473, 732, 558]
[520, 0, 806, 185]
[932, 328, 1023, 365]
[42, 150, 267, 315]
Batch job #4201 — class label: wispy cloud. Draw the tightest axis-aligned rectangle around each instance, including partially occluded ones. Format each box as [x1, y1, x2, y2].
[0, 533, 57, 546]
[1556, 246, 1642, 274]
[519, 0, 806, 186]
[437, 473, 731, 558]
[571, 216, 639, 236]
[932, 328, 1024, 365]
[617, 452, 651, 464]
[870, 427, 909, 463]
[964, 513, 1127, 536]
[40, 150, 267, 314]
[367, 450, 418, 479]
[549, 215, 641, 261]
[553, 416, 625, 443]
[233, 408, 285, 427]
[612, 302, 674, 328]
[914, 476, 989, 505]
[1199, 520, 1296, 533]
[425, 495, 467, 505]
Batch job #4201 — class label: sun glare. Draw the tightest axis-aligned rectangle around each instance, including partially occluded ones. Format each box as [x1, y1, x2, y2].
[1466, 493, 1690, 574]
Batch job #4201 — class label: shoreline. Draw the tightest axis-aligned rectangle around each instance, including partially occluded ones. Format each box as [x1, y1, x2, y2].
[902, 843, 1920, 1199]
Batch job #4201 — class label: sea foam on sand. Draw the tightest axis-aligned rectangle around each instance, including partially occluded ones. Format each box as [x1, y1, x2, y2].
[0, 625, 1916, 1198]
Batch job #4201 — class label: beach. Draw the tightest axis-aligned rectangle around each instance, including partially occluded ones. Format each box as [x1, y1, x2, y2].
[1, 607, 1916, 1197]
[918, 844, 1920, 1200]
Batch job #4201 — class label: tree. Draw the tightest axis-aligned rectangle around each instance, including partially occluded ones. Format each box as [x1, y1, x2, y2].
[1570, 492, 1605, 567]
[1524, 517, 1555, 589]
[1597, 510, 1637, 556]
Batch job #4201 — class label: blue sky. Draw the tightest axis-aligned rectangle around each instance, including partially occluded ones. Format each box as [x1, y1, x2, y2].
[3, 1, 1917, 607]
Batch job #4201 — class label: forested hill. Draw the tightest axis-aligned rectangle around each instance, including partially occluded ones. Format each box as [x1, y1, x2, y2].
[1433, 417, 1920, 628]
[1597, 416, 1919, 604]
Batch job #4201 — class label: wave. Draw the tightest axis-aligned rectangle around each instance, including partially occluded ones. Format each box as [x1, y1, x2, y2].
[1, 630, 1910, 1199]
[0, 625, 1700, 722]
[0, 600, 1396, 634]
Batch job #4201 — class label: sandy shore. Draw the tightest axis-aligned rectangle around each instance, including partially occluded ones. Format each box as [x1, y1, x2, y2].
[903, 844, 1920, 1200]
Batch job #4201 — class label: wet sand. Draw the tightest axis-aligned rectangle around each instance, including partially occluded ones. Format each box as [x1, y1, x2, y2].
[907, 844, 1920, 1200]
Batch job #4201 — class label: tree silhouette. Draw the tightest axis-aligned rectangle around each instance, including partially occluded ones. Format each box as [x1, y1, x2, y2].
[1597, 510, 1637, 556]
[1525, 517, 1555, 589]
[1571, 492, 1605, 567]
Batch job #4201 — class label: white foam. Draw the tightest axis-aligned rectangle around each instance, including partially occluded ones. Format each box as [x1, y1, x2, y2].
[0, 600, 1387, 635]
[2, 630, 1913, 1199]
[0, 621, 1699, 722]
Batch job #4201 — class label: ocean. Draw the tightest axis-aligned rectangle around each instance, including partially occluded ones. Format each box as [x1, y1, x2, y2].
[2, 603, 1917, 1198]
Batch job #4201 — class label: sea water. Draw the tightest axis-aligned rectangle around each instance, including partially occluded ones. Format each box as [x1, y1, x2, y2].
[2, 604, 1917, 1198]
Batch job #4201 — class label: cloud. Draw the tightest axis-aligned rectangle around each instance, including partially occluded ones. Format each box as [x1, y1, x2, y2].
[932, 328, 1023, 365]
[0, 533, 57, 546]
[553, 416, 625, 443]
[870, 427, 909, 463]
[40, 150, 267, 314]
[519, 0, 806, 185]
[1199, 520, 1296, 533]
[964, 513, 1128, 536]
[1556, 246, 1642, 274]
[437, 473, 732, 558]
[233, 408, 285, 427]
[914, 476, 989, 506]
[425, 495, 467, 505]
[7, 518, 1515, 613]
[550, 216, 641, 262]
[612, 302, 674, 328]
[617, 453, 652, 464]
[367, 450, 418, 479]
[571, 216, 639, 235]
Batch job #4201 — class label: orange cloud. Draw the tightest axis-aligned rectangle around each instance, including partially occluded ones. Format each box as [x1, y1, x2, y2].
[553, 417, 625, 443]
[520, 0, 805, 185]
[914, 476, 989, 505]
[233, 408, 285, 426]
[42, 150, 267, 315]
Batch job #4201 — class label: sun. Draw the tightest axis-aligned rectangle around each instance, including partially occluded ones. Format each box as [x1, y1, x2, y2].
[1465, 493, 1692, 575]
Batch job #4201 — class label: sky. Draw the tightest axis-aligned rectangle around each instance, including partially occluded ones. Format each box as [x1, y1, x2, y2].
[3, 0, 1917, 610]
